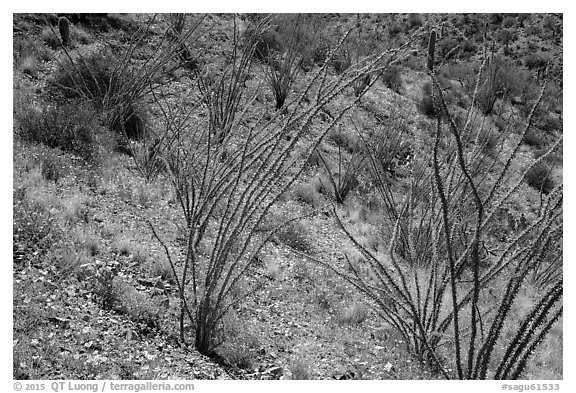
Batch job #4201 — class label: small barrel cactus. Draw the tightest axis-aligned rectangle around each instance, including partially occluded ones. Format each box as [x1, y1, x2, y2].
[58, 17, 70, 47]
[427, 30, 436, 72]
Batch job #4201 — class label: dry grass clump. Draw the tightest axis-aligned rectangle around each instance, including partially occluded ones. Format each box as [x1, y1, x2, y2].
[112, 236, 132, 256]
[62, 194, 90, 225]
[73, 226, 100, 257]
[147, 254, 176, 283]
[338, 301, 369, 325]
[289, 358, 313, 379]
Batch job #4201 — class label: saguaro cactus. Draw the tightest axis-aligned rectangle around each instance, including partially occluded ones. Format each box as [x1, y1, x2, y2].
[427, 30, 436, 72]
[58, 17, 70, 47]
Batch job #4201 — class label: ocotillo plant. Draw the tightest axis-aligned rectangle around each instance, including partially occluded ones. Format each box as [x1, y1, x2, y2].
[306, 44, 563, 379]
[58, 17, 70, 47]
[150, 17, 420, 355]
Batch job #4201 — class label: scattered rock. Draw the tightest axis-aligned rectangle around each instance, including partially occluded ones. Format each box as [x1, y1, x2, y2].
[266, 366, 284, 378]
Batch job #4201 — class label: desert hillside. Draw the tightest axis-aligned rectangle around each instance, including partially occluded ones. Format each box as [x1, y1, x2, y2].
[13, 13, 562, 380]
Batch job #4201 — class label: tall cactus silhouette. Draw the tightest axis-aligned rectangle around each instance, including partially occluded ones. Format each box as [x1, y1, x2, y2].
[427, 29, 436, 72]
[58, 17, 70, 47]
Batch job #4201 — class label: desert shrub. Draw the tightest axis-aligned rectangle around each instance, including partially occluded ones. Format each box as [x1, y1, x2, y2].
[326, 126, 359, 153]
[388, 23, 403, 37]
[49, 17, 199, 142]
[92, 267, 115, 308]
[254, 30, 282, 61]
[93, 268, 160, 331]
[475, 125, 500, 156]
[128, 246, 146, 264]
[304, 149, 322, 169]
[52, 50, 116, 100]
[14, 99, 103, 161]
[542, 16, 556, 33]
[460, 40, 477, 55]
[265, 30, 301, 109]
[13, 198, 61, 267]
[221, 346, 253, 370]
[148, 255, 176, 282]
[112, 237, 132, 256]
[62, 194, 90, 225]
[14, 35, 51, 62]
[74, 227, 100, 257]
[51, 50, 150, 141]
[490, 13, 503, 25]
[502, 16, 516, 28]
[524, 52, 551, 71]
[474, 56, 526, 115]
[320, 168, 360, 204]
[307, 39, 330, 66]
[40, 153, 68, 182]
[331, 48, 352, 74]
[525, 162, 555, 194]
[538, 113, 562, 133]
[317, 144, 363, 204]
[217, 317, 262, 370]
[276, 222, 312, 253]
[112, 278, 161, 333]
[71, 26, 92, 45]
[407, 14, 423, 29]
[244, 22, 283, 62]
[522, 131, 544, 148]
[437, 38, 459, 61]
[381, 65, 403, 93]
[418, 82, 440, 118]
[40, 27, 61, 49]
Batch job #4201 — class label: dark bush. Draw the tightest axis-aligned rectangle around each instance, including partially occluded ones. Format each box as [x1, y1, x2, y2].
[543, 16, 556, 32]
[40, 153, 69, 182]
[15, 35, 51, 62]
[502, 16, 516, 28]
[310, 40, 332, 66]
[418, 82, 440, 118]
[461, 40, 477, 55]
[522, 131, 544, 149]
[327, 127, 360, 154]
[331, 49, 352, 74]
[276, 222, 312, 253]
[51, 50, 149, 141]
[407, 14, 423, 29]
[490, 13, 503, 25]
[382, 66, 403, 94]
[525, 162, 555, 194]
[51, 50, 116, 101]
[538, 113, 562, 133]
[14, 100, 103, 161]
[388, 23, 403, 37]
[248, 27, 283, 62]
[524, 52, 551, 71]
[437, 38, 459, 60]
[111, 104, 148, 140]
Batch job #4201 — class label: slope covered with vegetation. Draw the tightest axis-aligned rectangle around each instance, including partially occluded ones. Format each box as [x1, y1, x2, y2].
[13, 13, 562, 380]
